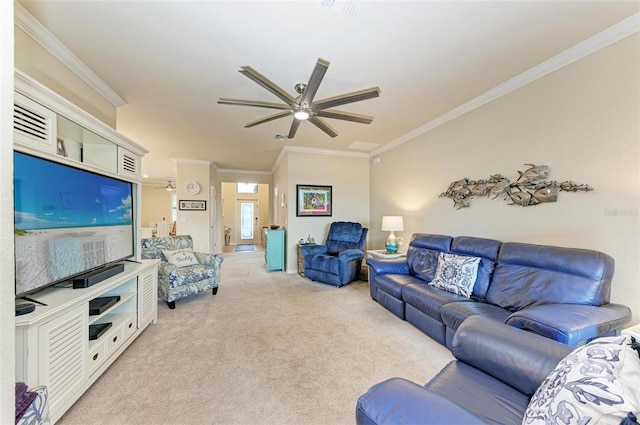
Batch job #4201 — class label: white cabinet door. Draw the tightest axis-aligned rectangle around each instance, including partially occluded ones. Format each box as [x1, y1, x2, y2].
[38, 305, 87, 422]
[138, 267, 158, 327]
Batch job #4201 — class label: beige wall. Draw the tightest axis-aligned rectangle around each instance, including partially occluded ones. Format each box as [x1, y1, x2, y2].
[370, 34, 640, 326]
[176, 160, 211, 252]
[141, 185, 174, 228]
[281, 151, 370, 273]
[14, 26, 116, 127]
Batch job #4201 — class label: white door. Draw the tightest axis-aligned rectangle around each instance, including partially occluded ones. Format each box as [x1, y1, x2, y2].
[236, 200, 259, 245]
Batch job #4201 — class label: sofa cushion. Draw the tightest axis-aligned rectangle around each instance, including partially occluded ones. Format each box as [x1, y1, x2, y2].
[426, 361, 530, 425]
[450, 236, 501, 299]
[163, 248, 198, 267]
[141, 235, 194, 260]
[440, 301, 511, 332]
[486, 242, 615, 311]
[168, 264, 219, 289]
[406, 234, 452, 281]
[376, 274, 423, 299]
[402, 283, 471, 320]
[429, 253, 480, 298]
[309, 254, 340, 275]
[325, 221, 363, 254]
[523, 335, 640, 425]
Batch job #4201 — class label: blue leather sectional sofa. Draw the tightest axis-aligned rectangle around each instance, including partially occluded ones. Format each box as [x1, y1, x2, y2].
[356, 316, 575, 425]
[367, 234, 631, 348]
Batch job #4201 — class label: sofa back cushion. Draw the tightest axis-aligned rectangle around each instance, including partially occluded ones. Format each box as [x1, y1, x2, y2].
[406, 234, 453, 282]
[450, 236, 502, 300]
[141, 235, 195, 260]
[325, 222, 366, 254]
[486, 242, 615, 311]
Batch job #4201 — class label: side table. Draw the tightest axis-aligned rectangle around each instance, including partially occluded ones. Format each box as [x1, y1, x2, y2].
[366, 250, 406, 259]
[297, 243, 315, 276]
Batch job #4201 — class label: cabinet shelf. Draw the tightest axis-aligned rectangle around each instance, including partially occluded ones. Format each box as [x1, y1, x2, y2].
[15, 260, 158, 424]
[88, 291, 135, 325]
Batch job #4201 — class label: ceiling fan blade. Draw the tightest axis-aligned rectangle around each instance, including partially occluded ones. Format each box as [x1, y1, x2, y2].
[298, 58, 329, 107]
[239, 66, 296, 107]
[244, 111, 292, 128]
[308, 116, 338, 138]
[217, 98, 291, 110]
[315, 109, 374, 124]
[313, 87, 381, 110]
[288, 119, 301, 139]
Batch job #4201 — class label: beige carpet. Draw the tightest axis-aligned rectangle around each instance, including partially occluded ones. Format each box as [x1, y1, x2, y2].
[57, 249, 453, 425]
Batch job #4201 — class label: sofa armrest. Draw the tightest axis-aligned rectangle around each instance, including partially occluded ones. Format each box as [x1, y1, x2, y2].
[452, 316, 572, 396]
[158, 261, 177, 275]
[338, 248, 364, 262]
[365, 258, 409, 275]
[195, 252, 223, 267]
[301, 244, 328, 258]
[356, 377, 488, 425]
[506, 303, 632, 347]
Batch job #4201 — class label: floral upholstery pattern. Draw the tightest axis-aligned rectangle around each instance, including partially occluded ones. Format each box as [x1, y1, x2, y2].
[523, 335, 640, 425]
[141, 235, 223, 304]
[16, 385, 48, 425]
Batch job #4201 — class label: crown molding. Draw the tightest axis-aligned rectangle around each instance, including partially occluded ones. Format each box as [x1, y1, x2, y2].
[272, 145, 368, 172]
[14, 1, 126, 107]
[371, 12, 640, 157]
[173, 158, 212, 165]
[217, 169, 272, 175]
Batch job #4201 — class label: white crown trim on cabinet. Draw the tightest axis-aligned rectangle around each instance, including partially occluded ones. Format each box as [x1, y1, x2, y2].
[14, 1, 127, 107]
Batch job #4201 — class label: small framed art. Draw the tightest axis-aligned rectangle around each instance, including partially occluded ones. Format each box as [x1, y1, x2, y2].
[179, 200, 206, 211]
[296, 185, 332, 217]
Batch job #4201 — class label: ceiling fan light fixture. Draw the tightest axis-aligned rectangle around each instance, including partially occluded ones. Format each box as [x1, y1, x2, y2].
[294, 110, 310, 120]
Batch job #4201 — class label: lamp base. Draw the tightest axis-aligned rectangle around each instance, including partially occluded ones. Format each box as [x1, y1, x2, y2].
[385, 239, 399, 254]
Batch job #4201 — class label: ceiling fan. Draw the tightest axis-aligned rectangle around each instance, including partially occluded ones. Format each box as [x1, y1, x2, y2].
[151, 180, 175, 191]
[218, 58, 380, 139]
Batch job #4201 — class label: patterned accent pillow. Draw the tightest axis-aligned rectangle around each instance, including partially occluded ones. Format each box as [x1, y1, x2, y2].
[523, 335, 640, 425]
[428, 253, 480, 298]
[162, 249, 198, 267]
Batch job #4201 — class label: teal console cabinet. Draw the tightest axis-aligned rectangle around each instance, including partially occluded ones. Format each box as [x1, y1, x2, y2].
[264, 229, 285, 271]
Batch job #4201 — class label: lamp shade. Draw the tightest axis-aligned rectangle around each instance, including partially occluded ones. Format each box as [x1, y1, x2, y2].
[381, 216, 404, 232]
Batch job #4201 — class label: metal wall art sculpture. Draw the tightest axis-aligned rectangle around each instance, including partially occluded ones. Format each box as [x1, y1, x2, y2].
[440, 164, 592, 209]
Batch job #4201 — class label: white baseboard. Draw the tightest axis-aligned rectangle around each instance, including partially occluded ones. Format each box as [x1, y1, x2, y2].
[622, 324, 640, 339]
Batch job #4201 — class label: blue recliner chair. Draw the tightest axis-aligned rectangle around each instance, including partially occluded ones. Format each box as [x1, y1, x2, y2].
[301, 221, 368, 287]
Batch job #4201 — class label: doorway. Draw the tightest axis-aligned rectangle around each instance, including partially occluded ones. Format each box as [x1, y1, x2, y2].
[236, 200, 259, 245]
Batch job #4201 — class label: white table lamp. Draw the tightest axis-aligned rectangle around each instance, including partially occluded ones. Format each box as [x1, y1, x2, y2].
[381, 216, 404, 254]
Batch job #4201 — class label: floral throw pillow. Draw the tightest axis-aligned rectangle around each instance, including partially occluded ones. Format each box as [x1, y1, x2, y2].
[162, 249, 198, 267]
[428, 253, 480, 298]
[523, 335, 640, 425]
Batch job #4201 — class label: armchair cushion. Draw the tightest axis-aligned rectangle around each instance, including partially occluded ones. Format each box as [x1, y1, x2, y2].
[162, 248, 199, 267]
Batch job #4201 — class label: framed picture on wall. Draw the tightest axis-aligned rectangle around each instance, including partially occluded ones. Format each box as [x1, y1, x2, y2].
[179, 200, 206, 211]
[296, 185, 332, 216]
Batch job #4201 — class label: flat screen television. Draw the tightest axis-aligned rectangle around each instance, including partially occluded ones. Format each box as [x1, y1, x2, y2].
[14, 151, 134, 298]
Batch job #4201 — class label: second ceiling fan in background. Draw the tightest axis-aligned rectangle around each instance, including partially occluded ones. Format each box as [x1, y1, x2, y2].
[218, 58, 380, 139]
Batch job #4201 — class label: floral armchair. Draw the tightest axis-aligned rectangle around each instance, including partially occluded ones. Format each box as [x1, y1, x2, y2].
[141, 235, 223, 309]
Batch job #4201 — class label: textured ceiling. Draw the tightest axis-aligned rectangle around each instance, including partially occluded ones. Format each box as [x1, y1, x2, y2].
[17, 1, 640, 181]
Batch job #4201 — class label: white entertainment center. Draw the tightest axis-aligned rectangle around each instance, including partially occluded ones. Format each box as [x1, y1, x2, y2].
[13, 70, 158, 424]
